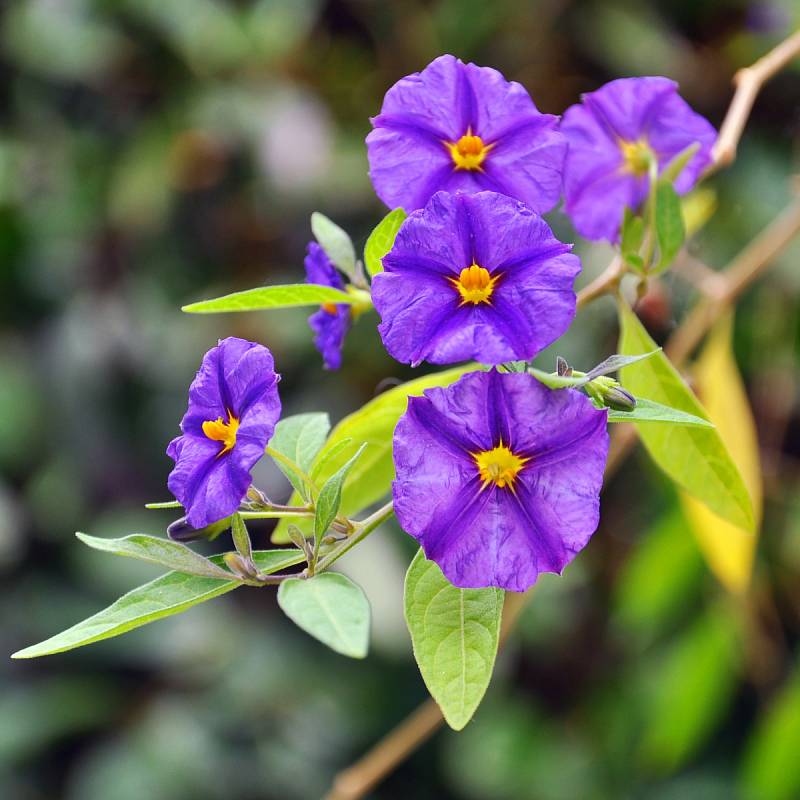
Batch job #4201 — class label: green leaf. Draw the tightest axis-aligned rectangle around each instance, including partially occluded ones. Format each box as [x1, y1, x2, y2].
[267, 447, 309, 501]
[621, 207, 645, 264]
[584, 351, 661, 381]
[653, 181, 685, 273]
[661, 141, 701, 185]
[364, 207, 407, 276]
[272, 364, 480, 543]
[277, 573, 370, 658]
[618, 299, 754, 532]
[640, 605, 740, 771]
[314, 444, 367, 547]
[230, 513, 252, 561]
[182, 284, 354, 314]
[11, 550, 304, 658]
[75, 532, 234, 580]
[529, 351, 661, 390]
[742, 664, 800, 800]
[310, 437, 353, 480]
[269, 412, 331, 473]
[311, 211, 356, 279]
[602, 396, 714, 427]
[404, 549, 504, 730]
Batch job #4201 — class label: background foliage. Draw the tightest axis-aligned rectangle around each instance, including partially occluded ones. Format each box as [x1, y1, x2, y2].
[2, 1, 800, 797]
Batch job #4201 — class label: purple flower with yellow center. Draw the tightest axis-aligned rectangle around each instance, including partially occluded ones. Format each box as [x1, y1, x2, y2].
[561, 76, 717, 242]
[371, 190, 580, 366]
[392, 370, 609, 591]
[167, 337, 281, 528]
[305, 242, 351, 370]
[367, 54, 566, 213]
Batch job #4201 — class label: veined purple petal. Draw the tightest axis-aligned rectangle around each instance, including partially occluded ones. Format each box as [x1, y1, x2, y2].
[561, 76, 716, 242]
[392, 370, 609, 591]
[367, 54, 567, 212]
[167, 337, 281, 528]
[372, 191, 579, 366]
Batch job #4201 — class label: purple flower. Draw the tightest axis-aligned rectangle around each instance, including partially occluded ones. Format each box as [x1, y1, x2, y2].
[393, 370, 609, 591]
[305, 242, 351, 370]
[371, 190, 580, 366]
[367, 54, 566, 213]
[561, 77, 717, 242]
[167, 337, 281, 528]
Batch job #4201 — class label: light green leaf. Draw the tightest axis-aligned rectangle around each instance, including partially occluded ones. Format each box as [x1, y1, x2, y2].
[11, 550, 304, 659]
[272, 364, 480, 543]
[640, 605, 740, 771]
[661, 141, 701, 185]
[277, 573, 370, 658]
[230, 513, 252, 561]
[654, 181, 685, 273]
[742, 663, 800, 800]
[618, 299, 754, 532]
[310, 437, 353, 480]
[603, 396, 714, 427]
[182, 284, 354, 314]
[314, 444, 367, 546]
[621, 207, 645, 268]
[75, 532, 233, 580]
[584, 351, 661, 381]
[311, 211, 357, 279]
[404, 549, 504, 730]
[267, 446, 309, 501]
[269, 412, 331, 473]
[364, 207, 407, 276]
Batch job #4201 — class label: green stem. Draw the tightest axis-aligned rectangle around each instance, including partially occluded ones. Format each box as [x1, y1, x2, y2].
[239, 510, 313, 520]
[316, 501, 395, 573]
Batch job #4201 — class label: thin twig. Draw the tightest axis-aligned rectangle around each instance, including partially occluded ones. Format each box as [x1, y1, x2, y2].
[575, 256, 625, 308]
[710, 29, 800, 173]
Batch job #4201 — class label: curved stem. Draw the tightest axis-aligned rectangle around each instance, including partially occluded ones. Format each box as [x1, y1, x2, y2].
[316, 500, 394, 573]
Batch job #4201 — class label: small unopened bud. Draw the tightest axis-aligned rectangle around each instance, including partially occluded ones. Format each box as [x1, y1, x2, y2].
[168, 515, 230, 542]
[223, 552, 259, 580]
[586, 375, 636, 412]
[246, 485, 271, 508]
[603, 386, 636, 412]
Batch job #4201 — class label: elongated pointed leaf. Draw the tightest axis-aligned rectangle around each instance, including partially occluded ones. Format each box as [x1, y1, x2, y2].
[272, 364, 480, 543]
[364, 208, 406, 276]
[311, 212, 356, 279]
[680, 314, 762, 593]
[11, 550, 304, 659]
[404, 549, 504, 730]
[618, 299, 754, 532]
[182, 284, 354, 314]
[75, 532, 233, 580]
[314, 444, 367, 545]
[603, 397, 713, 426]
[270, 413, 331, 472]
[584, 351, 661, 381]
[653, 181, 685, 273]
[277, 573, 370, 658]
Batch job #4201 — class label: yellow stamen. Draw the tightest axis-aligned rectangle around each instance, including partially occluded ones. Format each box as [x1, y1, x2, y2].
[473, 443, 529, 489]
[321, 302, 338, 315]
[202, 409, 239, 456]
[446, 128, 493, 171]
[450, 263, 498, 305]
[619, 138, 652, 176]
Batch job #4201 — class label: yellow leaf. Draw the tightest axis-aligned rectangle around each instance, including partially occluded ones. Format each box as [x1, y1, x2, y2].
[680, 313, 762, 593]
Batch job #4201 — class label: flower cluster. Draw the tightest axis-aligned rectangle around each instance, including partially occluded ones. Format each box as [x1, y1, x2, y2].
[165, 55, 716, 593]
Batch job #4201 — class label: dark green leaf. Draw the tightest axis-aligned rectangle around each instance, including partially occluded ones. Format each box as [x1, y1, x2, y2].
[654, 181, 685, 273]
[11, 550, 305, 658]
[75, 532, 234, 580]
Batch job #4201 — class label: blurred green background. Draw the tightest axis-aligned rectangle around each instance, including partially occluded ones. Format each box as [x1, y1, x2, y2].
[3, 1, 800, 798]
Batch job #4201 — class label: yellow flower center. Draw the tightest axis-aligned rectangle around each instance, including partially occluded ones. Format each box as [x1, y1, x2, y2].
[321, 302, 338, 315]
[619, 138, 653, 176]
[447, 129, 493, 171]
[473, 444, 529, 489]
[450, 263, 498, 305]
[202, 409, 239, 456]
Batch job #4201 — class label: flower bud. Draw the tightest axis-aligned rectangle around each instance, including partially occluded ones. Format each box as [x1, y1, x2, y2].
[167, 515, 230, 542]
[223, 552, 259, 580]
[586, 375, 636, 412]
